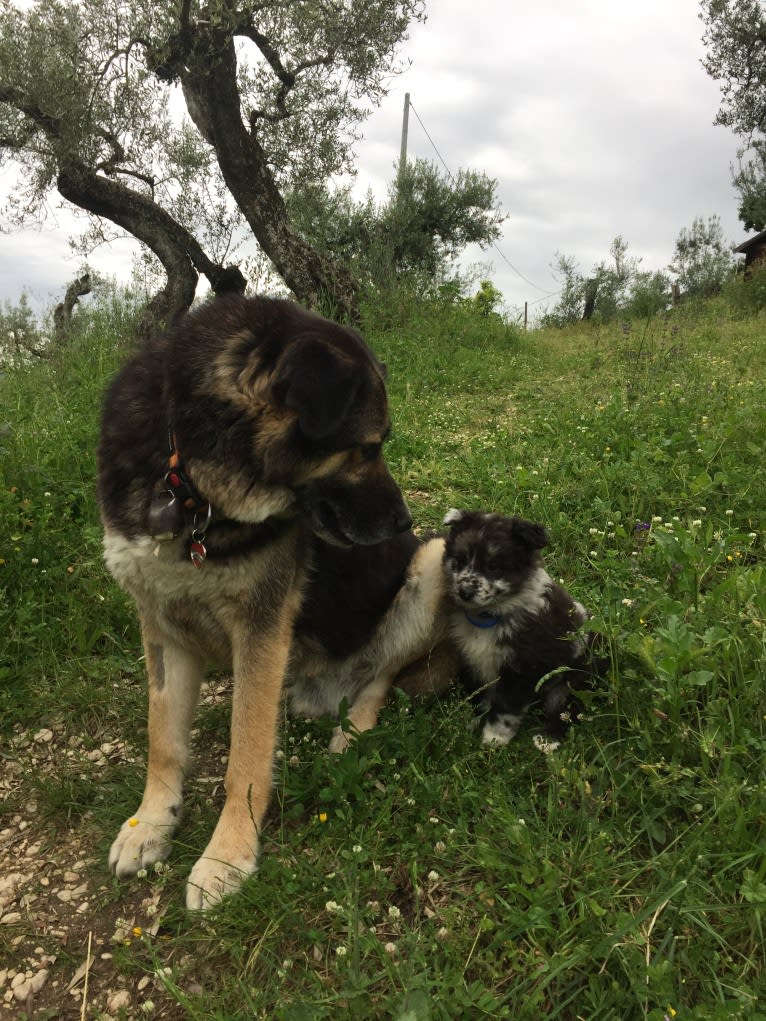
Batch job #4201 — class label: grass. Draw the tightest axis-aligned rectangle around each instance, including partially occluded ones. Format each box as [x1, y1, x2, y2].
[1, 292, 765, 1019]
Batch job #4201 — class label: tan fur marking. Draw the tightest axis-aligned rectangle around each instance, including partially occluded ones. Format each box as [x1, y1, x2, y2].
[187, 587, 302, 908]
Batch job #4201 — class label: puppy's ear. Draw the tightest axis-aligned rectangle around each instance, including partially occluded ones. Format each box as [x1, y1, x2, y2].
[271, 337, 361, 440]
[514, 519, 549, 550]
[443, 508, 465, 527]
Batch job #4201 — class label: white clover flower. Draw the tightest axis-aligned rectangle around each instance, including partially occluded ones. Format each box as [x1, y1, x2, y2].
[692, 520, 702, 528]
[325, 900, 342, 914]
[335, 945, 347, 957]
[621, 598, 634, 607]
[427, 870, 439, 883]
[388, 905, 401, 919]
[384, 942, 397, 955]
[725, 509, 734, 517]
[352, 844, 362, 854]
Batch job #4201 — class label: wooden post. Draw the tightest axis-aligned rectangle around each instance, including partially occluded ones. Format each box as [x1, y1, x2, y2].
[524, 301, 528, 331]
[397, 92, 410, 198]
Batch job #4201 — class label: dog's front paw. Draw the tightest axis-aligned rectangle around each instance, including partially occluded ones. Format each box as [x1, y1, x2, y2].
[185, 854, 256, 911]
[109, 808, 179, 878]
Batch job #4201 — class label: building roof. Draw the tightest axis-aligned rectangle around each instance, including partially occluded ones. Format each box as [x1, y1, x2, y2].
[734, 228, 766, 254]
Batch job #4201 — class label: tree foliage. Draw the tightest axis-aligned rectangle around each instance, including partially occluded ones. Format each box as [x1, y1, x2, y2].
[700, 0, 766, 230]
[668, 214, 735, 297]
[541, 236, 669, 326]
[0, 0, 426, 325]
[287, 159, 504, 296]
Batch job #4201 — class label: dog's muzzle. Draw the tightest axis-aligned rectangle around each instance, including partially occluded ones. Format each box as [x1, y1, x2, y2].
[299, 479, 412, 547]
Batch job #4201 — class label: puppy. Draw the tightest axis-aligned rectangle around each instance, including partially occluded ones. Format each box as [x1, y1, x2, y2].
[442, 509, 601, 750]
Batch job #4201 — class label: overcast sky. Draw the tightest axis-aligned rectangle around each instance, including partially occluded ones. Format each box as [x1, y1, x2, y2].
[0, 0, 747, 320]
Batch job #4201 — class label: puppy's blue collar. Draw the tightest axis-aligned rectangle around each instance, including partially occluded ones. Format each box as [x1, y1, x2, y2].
[464, 609, 500, 629]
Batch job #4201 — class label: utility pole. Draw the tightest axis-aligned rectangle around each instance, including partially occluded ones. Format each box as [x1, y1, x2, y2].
[397, 92, 410, 199]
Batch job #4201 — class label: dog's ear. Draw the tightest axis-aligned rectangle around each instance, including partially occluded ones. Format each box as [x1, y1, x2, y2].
[271, 337, 361, 440]
[443, 508, 465, 527]
[514, 519, 549, 550]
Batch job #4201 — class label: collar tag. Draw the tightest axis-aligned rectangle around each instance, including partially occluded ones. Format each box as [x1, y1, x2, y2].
[148, 481, 183, 541]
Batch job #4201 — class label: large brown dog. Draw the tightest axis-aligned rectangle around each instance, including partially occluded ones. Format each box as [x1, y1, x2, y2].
[98, 295, 451, 909]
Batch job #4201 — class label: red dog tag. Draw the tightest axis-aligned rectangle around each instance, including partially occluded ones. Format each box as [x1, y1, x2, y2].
[190, 540, 207, 568]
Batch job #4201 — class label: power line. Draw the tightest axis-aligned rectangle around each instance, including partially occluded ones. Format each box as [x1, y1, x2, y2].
[407, 99, 559, 296]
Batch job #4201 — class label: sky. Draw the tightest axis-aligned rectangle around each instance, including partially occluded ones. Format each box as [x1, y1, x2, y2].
[0, 0, 748, 321]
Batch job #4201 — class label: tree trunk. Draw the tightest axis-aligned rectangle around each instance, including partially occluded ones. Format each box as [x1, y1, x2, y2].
[170, 36, 359, 322]
[53, 271, 92, 342]
[57, 163, 209, 331]
[582, 278, 599, 321]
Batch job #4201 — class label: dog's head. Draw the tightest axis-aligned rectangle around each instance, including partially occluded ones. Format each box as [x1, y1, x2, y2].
[442, 509, 548, 610]
[170, 297, 412, 547]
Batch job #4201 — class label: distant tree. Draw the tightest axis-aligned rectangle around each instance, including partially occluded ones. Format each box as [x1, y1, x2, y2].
[669, 215, 734, 297]
[541, 236, 649, 325]
[623, 269, 671, 318]
[0, 294, 46, 365]
[700, 0, 766, 230]
[287, 159, 504, 295]
[470, 279, 504, 318]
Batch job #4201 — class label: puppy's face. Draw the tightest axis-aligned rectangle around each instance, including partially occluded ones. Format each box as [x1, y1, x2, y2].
[442, 509, 548, 610]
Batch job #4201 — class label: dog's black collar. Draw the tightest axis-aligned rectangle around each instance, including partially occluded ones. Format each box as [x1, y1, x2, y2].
[464, 609, 500, 629]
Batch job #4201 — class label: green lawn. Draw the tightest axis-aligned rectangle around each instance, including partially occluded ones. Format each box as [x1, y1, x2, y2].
[1, 294, 764, 1019]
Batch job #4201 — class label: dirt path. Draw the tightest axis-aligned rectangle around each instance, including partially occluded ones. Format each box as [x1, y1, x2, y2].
[1, 724, 185, 1019]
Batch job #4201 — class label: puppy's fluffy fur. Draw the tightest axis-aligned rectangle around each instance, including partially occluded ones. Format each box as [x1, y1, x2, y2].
[442, 509, 601, 750]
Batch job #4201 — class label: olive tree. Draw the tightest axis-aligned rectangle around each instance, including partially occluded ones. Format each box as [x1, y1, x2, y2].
[0, 0, 425, 325]
[700, 0, 766, 230]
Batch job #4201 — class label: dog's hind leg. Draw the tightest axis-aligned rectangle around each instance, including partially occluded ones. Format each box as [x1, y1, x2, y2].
[110, 619, 204, 878]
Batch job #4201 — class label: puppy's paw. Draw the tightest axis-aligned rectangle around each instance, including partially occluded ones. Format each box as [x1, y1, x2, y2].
[109, 807, 180, 878]
[481, 714, 522, 746]
[532, 733, 561, 755]
[185, 854, 256, 911]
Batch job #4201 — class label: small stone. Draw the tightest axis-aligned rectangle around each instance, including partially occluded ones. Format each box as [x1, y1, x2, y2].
[137, 975, 150, 991]
[56, 890, 73, 903]
[33, 729, 54, 743]
[0, 913, 21, 925]
[108, 989, 132, 1012]
[30, 970, 48, 994]
[63, 871, 79, 884]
